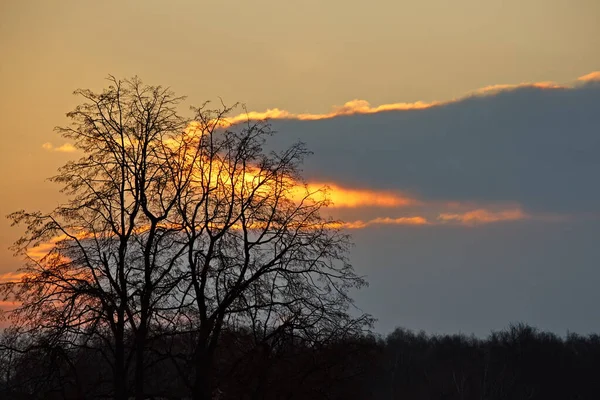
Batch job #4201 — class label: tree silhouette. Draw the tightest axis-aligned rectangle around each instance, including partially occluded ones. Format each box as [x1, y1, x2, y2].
[1, 76, 371, 400]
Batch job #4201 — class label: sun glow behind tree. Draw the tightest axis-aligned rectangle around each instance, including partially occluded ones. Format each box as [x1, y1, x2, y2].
[1, 77, 371, 400]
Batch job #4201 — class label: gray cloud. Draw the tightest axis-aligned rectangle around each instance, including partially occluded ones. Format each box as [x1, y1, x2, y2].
[248, 81, 600, 335]
[265, 82, 600, 214]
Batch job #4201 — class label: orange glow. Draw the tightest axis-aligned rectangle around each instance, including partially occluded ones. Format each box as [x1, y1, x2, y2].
[297, 183, 418, 208]
[577, 71, 600, 82]
[25, 234, 76, 261]
[40, 71, 598, 150]
[335, 216, 429, 229]
[437, 208, 529, 226]
[473, 81, 566, 95]
[214, 75, 581, 127]
[0, 271, 27, 283]
[176, 141, 418, 209]
[19, 231, 100, 263]
[219, 99, 440, 126]
[42, 142, 77, 152]
[0, 300, 20, 311]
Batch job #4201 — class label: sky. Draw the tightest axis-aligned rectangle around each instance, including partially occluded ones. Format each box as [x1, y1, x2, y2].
[1, 0, 600, 336]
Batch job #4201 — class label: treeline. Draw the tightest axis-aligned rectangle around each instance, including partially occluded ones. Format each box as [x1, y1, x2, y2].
[1, 323, 599, 399]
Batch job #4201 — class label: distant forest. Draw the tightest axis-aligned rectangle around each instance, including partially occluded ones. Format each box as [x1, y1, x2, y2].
[1, 323, 599, 399]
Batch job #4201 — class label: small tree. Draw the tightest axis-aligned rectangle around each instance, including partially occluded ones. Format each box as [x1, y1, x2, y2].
[2, 76, 371, 400]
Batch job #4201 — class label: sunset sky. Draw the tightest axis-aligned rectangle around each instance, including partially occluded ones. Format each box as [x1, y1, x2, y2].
[1, 0, 600, 336]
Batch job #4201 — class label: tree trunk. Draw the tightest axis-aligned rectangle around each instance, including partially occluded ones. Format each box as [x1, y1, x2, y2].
[251, 344, 271, 400]
[134, 323, 147, 400]
[114, 327, 128, 400]
[190, 321, 216, 400]
[135, 288, 152, 400]
[191, 359, 212, 400]
[136, 219, 155, 399]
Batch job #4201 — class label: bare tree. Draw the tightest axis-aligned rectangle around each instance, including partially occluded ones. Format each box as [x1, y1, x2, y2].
[163, 107, 372, 399]
[2, 76, 371, 400]
[3, 76, 189, 400]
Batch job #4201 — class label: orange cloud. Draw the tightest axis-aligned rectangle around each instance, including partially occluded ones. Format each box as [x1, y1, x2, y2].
[214, 72, 596, 126]
[0, 271, 27, 283]
[20, 231, 96, 262]
[577, 71, 600, 82]
[25, 235, 67, 261]
[437, 208, 529, 226]
[334, 216, 429, 229]
[472, 81, 566, 95]
[220, 99, 441, 126]
[175, 152, 416, 210]
[0, 300, 20, 312]
[327, 207, 534, 230]
[42, 142, 76, 152]
[177, 150, 418, 210]
[300, 183, 417, 208]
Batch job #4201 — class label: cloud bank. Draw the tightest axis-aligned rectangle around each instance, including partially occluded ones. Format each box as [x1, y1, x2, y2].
[26, 71, 600, 336]
[41, 71, 600, 227]
[254, 73, 600, 215]
[223, 72, 597, 126]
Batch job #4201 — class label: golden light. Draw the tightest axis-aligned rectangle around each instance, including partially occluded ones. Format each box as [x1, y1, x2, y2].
[295, 183, 418, 208]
